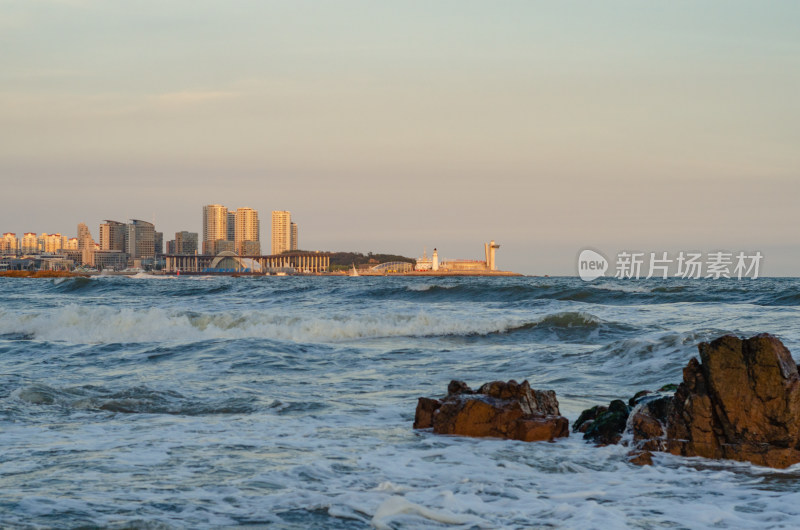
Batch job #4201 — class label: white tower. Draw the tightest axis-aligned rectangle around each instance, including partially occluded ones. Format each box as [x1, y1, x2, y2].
[488, 240, 499, 271]
[432, 248, 439, 271]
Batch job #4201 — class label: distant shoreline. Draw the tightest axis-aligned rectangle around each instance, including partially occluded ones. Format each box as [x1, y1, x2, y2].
[0, 270, 89, 278]
[0, 270, 524, 278]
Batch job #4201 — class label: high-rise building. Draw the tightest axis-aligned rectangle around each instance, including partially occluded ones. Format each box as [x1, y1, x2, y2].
[154, 232, 163, 257]
[1, 233, 18, 255]
[202, 204, 228, 255]
[235, 207, 260, 255]
[99, 220, 127, 252]
[64, 238, 79, 251]
[174, 231, 198, 254]
[78, 223, 95, 266]
[126, 220, 155, 259]
[21, 233, 39, 254]
[290, 222, 298, 251]
[227, 211, 236, 242]
[272, 210, 291, 255]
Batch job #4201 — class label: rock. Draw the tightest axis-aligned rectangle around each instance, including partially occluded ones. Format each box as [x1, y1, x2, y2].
[628, 450, 654, 466]
[447, 380, 474, 396]
[628, 390, 652, 407]
[413, 397, 441, 429]
[572, 405, 608, 433]
[664, 334, 800, 468]
[583, 399, 631, 445]
[413, 380, 569, 442]
[630, 396, 672, 452]
[630, 334, 800, 469]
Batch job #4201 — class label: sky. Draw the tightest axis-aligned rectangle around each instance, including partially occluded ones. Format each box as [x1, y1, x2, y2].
[1, 1, 798, 275]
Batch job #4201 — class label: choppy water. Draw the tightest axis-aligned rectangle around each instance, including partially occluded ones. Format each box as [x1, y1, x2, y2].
[1, 275, 800, 529]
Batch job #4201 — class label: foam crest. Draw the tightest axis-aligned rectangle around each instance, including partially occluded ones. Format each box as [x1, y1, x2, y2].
[0, 305, 537, 344]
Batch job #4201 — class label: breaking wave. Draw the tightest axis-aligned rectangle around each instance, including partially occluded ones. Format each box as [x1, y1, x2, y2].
[0, 304, 643, 346]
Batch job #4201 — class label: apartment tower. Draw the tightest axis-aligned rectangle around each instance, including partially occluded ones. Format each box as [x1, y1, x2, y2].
[174, 231, 198, 254]
[77, 223, 95, 265]
[202, 204, 228, 255]
[127, 220, 155, 259]
[234, 207, 260, 255]
[99, 220, 127, 252]
[271, 211, 291, 255]
[1, 233, 18, 255]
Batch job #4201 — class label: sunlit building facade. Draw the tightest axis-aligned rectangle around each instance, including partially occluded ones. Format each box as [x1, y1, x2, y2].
[272, 210, 291, 255]
[203, 204, 229, 255]
[99, 220, 127, 252]
[21, 232, 39, 254]
[78, 223, 95, 266]
[235, 207, 260, 255]
[38, 233, 65, 254]
[1, 233, 18, 255]
[290, 222, 298, 251]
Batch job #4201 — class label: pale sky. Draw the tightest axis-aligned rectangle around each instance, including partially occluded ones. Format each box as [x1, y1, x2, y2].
[1, 1, 798, 275]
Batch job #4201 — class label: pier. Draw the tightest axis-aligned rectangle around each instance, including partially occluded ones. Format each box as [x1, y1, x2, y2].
[164, 252, 330, 274]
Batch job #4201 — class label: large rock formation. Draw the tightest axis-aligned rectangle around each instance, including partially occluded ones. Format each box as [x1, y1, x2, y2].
[627, 334, 800, 468]
[414, 380, 569, 442]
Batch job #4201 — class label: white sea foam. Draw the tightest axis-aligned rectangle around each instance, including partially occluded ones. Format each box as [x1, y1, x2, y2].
[372, 495, 486, 529]
[0, 305, 536, 344]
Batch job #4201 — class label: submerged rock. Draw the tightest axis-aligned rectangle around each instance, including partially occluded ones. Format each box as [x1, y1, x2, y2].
[583, 399, 631, 445]
[414, 380, 569, 442]
[575, 399, 635, 445]
[572, 405, 608, 434]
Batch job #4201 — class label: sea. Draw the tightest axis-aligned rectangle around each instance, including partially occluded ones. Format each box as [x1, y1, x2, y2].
[1, 275, 800, 529]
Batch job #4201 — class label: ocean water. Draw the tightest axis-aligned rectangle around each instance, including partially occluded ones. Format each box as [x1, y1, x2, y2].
[1, 275, 800, 529]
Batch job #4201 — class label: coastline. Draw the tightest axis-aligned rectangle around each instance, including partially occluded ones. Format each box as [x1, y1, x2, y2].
[0, 270, 89, 278]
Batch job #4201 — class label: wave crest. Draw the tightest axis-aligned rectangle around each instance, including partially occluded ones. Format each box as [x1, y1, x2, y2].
[0, 305, 641, 344]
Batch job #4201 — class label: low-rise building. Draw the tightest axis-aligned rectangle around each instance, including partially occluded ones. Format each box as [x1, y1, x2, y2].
[94, 250, 128, 271]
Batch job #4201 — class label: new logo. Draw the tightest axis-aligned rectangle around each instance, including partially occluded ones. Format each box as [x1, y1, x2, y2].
[578, 249, 608, 281]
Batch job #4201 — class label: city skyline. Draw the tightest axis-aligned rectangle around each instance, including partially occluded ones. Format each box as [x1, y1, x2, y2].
[2, 204, 303, 261]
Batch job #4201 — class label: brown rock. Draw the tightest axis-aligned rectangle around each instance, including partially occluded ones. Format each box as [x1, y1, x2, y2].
[413, 380, 569, 443]
[413, 397, 441, 429]
[628, 450, 654, 466]
[630, 395, 672, 451]
[634, 334, 800, 468]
